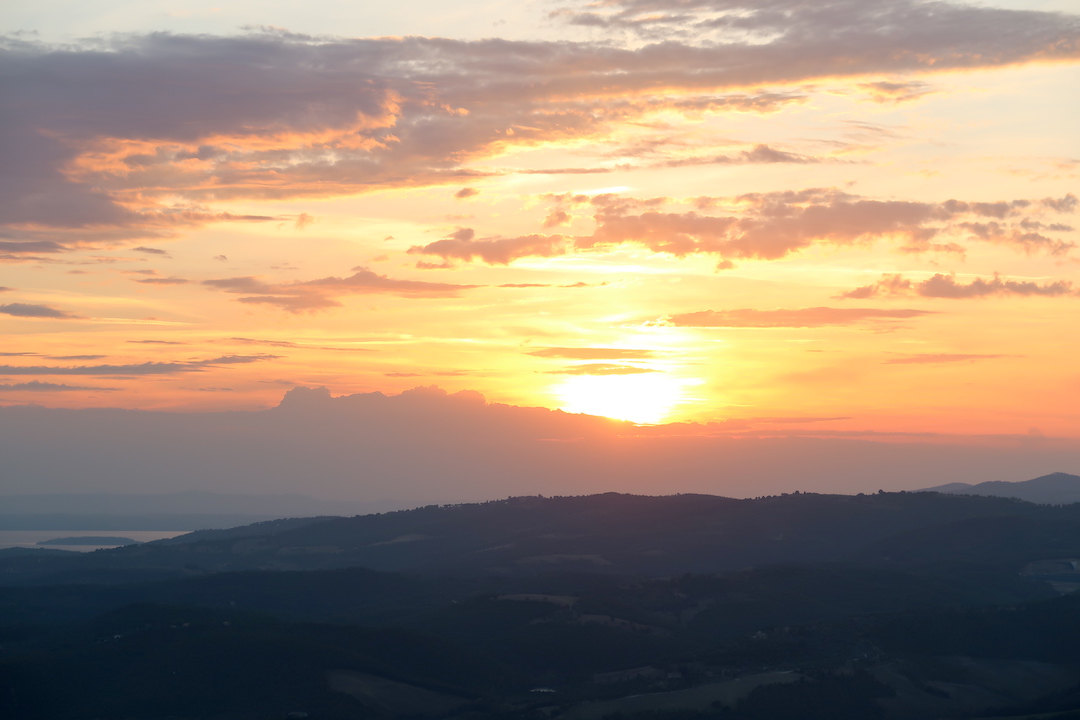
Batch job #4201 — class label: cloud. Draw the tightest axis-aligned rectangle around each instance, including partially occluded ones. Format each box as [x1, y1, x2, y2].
[841, 273, 1076, 299]
[133, 277, 189, 285]
[0, 302, 79, 319]
[0, 287, 12, 292]
[559, 189, 1076, 262]
[528, 347, 656, 359]
[127, 339, 185, 345]
[224, 337, 373, 352]
[0, 354, 278, 376]
[884, 354, 1013, 365]
[3, 383, 1080, 502]
[859, 80, 935, 104]
[662, 143, 822, 168]
[132, 246, 170, 255]
[203, 267, 477, 312]
[553, 0, 1080, 55]
[455, 187, 479, 199]
[666, 307, 935, 328]
[543, 363, 658, 375]
[409, 228, 568, 265]
[0, 380, 119, 392]
[3, 5, 1076, 249]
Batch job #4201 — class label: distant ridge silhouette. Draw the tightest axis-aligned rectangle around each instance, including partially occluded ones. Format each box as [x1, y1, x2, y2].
[922, 472, 1080, 504]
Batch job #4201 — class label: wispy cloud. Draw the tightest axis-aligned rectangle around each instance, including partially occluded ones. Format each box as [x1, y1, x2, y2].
[0, 354, 278, 376]
[884, 353, 1013, 365]
[409, 228, 568, 265]
[543, 363, 658, 375]
[0, 380, 119, 392]
[203, 267, 478, 312]
[528, 347, 657, 359]
[0, 303, 80, 319]
[666, 307, 935, 328]
[841, 273, 1076, 299]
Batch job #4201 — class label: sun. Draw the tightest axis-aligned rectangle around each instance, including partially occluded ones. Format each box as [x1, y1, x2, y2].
[555, 373, 693, 424]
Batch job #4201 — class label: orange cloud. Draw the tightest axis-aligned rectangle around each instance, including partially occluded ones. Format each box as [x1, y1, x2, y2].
[408, 229, 568, 265]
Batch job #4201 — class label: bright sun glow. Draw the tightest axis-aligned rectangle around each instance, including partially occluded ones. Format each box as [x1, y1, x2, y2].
[555, 373, 691, 424]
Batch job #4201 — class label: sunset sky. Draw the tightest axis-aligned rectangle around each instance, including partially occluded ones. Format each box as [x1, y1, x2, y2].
[2, 0, 1079, 438]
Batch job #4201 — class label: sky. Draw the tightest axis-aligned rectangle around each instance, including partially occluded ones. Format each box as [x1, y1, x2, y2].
[1, 0, 1079, 467]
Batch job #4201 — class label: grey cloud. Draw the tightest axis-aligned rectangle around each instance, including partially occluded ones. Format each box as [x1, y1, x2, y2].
[204, 268, 478, 312]
[133, 246, 170, 255]
[1042, 194, 1079, 213]
[0, 380, 119, 392]
[841, 273, 1076, 299]
[0, 302, 79, 319]
[564, 189, 1077, 262]
[667, 307, 935, 328]
[662, 143, 821, 168]
[0, 354, 278, 376]
[134, 277, 189, 285]
[0, 379, 118, 390]
[2, 5, 1076, 248]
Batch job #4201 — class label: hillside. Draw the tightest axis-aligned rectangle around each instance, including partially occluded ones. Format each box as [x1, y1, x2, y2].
[0, 490, 1068, 585]
[922, 471, 1080, 505]
[4, 491, 1080, 719]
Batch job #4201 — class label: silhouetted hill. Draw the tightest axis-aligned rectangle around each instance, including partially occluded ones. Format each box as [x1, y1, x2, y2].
[0, 603, 503, 720]
[921, 471, 1080, 504]
[1, 491, 1071, 585]
[5, 492, 1080, 718]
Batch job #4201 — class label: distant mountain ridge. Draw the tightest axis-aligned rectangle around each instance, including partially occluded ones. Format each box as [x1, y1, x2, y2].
[922, 471, 1080, 504]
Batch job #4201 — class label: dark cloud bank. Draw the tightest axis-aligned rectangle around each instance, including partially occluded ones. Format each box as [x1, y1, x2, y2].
[0, 386, 1074, 503]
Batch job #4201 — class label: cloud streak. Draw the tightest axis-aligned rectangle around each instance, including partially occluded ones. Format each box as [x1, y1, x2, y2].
[666, 307, 935, 328]
[884, 354, 1013, 365]
[0, 354, 278, 376]
[528, 347, 657, 359]
[543, 363, 658, 375]
[203, 268, 478, 312]
[0, 303, 80, 319]
[0, 380, 119, 392]
[841, 273, 1077, 299]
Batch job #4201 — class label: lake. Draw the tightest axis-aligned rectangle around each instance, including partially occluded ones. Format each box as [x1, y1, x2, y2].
[0, 529, 191, 552]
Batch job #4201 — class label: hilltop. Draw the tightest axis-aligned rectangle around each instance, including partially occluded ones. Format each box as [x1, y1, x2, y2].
[922, 471, 1080, 505]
